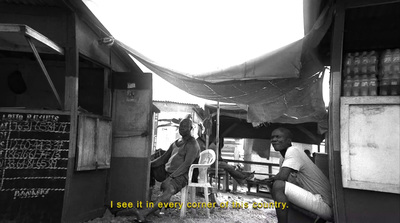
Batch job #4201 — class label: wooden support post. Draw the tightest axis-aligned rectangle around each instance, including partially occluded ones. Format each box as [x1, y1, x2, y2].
[26, 36, 63, 109]
[215, 101, 220, 190]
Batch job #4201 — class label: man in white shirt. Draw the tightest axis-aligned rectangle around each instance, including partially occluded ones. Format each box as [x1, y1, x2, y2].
[267, 127, 332, 223]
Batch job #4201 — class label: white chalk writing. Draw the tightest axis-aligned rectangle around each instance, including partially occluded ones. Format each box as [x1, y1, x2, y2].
[13, 188, 52, 199]
[0, 112, 70, 199]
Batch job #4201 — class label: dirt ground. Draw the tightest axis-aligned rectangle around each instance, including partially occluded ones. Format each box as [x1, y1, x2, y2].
[86, 184, 278, 223]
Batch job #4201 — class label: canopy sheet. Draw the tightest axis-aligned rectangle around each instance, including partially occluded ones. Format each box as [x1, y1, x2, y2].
[205, 103, 327, 143]
[116, 2, 333, 127]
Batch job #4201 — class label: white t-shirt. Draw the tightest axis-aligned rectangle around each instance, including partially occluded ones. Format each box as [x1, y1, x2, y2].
[281, 147, 332, 207]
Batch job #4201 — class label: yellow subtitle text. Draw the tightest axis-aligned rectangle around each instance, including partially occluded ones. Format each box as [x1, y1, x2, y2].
[110, 200, 287, 210]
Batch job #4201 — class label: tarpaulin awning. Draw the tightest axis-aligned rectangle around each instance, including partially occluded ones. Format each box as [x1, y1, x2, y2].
[204, 103, 327, 144]
[115, 1, 333, 127]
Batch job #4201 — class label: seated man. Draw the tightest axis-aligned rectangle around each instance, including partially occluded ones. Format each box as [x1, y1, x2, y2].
[134, 118, 200, 222]
[265, 127, 332, 223]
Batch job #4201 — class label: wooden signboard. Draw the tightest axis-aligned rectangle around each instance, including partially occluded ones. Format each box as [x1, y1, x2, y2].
[341, 97, 400, 194]
[0, 110, 70, 222]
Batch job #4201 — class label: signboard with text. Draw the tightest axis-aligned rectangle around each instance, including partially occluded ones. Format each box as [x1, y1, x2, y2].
[0, 111, 70, 222]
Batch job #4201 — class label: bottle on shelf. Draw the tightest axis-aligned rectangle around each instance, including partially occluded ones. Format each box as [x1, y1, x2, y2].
[344, 53, 353, 77]
[353, 52, 361, 76]
[360, 51, 369, 75]
[352, 74, 361, 96]
[368, 51, 379, 96]
[368, 74, 378, 96]
[352, 52, 361, 96]
[360, 51, 369, 96]
[360, 74, 369, 96]
[380, 49, 392, 96]
[368, 51, 378, 75]
[343, 76, 353, 97]
[390, 48, 400, 95]
[343, 53, 353, 96]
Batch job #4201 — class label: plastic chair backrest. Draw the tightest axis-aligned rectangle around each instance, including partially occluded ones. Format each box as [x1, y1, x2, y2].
[181, 150, 215, 218]
[199, 149, 216, 165]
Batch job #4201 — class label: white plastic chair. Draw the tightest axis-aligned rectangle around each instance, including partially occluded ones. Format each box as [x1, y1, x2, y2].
[180, 149, 216, 218]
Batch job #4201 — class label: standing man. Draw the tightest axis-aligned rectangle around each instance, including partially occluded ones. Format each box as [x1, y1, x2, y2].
[267, 127, 332, 223]
[134, 118, 200, 222]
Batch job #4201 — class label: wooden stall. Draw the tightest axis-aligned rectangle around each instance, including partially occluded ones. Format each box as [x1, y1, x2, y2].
[328, 0, 400, 222]
[0, 1, 153, 222]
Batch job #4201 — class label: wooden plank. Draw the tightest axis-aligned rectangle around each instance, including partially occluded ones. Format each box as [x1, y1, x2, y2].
[0, 108, 68, 115]
[223, 159, 280, 167]
[62, 14, 79, 222]
[23, 25, 64, 55]
[340, 99, 400, 194]
[329, 0, 347, 222]
[346, 0, 400, 8]
[246, 191, 272, 199]
[0, 24, 64, 55]
[26, 36, 63, 110]
[215, 102, 220, 189]
[96, 118, 112, 169]
[76, 115, 96, 171]
[103, 69, 112, 117]
[75, 114, 112, 171]
[341, 96, 400, 105]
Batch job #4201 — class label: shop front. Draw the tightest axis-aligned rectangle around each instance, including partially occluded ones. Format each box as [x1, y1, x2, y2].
[0, 1, 153, 222]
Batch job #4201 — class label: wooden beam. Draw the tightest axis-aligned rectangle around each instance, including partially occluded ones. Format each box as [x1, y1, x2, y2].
[223, 159, 280, 167]
[329, 0, 347, 222]
[0, 24, 64, 55]
[215, 102, 220, 188]
[23, 25, 64, 55]
[26, 36, 63, 110]
[346, 0, 400, 8]
[62, 13, 79, 223]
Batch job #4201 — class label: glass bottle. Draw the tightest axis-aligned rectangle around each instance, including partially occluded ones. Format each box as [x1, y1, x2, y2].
[352, 74, 361, 96]
[390, 48, 400, 95]
[380, 49, 392, 96]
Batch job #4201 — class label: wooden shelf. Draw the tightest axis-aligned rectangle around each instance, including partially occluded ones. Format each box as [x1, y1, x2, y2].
[341, 96, 400, 105]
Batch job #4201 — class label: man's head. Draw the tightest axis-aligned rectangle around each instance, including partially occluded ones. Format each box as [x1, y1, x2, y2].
[271, 127, 293, 152]
[179, 118, 193, 137]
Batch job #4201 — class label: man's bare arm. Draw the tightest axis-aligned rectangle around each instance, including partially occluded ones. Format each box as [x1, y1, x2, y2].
[151, 144, 173, 167]
[258, 167, 296, 189]
[273, 167, 294, 181]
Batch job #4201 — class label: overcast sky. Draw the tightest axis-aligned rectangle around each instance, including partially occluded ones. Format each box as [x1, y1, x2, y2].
[83, 0, 305, 105]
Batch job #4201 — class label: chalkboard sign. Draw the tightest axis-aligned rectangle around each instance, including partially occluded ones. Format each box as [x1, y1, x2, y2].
[0, 111, 70, 222]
